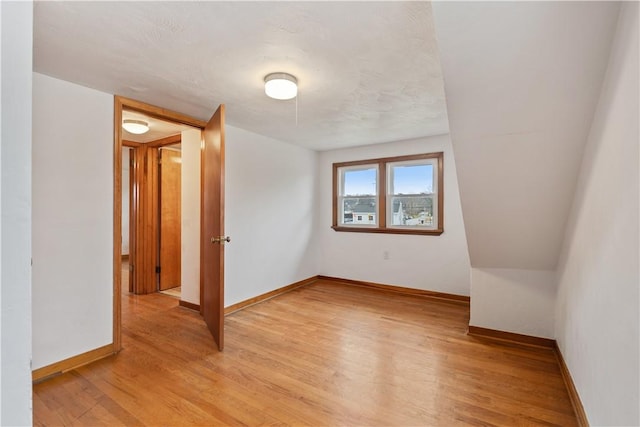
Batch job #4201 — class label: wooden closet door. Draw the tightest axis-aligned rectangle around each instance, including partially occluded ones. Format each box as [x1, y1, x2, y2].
[159, 148, 181, 291]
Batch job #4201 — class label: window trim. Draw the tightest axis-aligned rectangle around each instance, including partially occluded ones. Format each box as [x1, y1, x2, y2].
[336, 163, 379, 228]
[332, 152, 444, 236]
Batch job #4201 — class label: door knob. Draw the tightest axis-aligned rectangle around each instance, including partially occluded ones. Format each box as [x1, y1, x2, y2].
[210, 236, 231, 244]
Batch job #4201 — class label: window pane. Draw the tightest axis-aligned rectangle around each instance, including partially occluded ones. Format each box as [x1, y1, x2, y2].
[390, 196, 434, 227]
[343, 168, 377, 196]
[342, 197, 376, 225]
[391, 164, 433, 195]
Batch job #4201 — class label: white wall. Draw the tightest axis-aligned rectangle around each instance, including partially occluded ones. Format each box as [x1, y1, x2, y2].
[555, 3, 639, 425]
[432, 0, 624, 344]
[121, 148, 129, 254]
[32, 73, 113, 369]
[318, 135, 471, 296]
[180, 128, 201, 305]
[1, 2, 33, 425]
[432, 2, 620, 270]
[470, 268, 555, 338]
[224, 125, 319, 306]
[30, 75, 319, 369]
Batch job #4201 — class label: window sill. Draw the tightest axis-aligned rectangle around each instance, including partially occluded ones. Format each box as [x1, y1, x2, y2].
[331, 226, 444, 236]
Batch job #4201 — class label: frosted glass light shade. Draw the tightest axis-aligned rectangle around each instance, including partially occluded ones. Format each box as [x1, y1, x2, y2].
[123, 119, 149, 134]
[264, 73, 298, 100]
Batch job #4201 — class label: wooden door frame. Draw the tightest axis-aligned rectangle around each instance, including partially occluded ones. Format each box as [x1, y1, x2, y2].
[113, 96, 207, 351]
[121, 143, 136, 293]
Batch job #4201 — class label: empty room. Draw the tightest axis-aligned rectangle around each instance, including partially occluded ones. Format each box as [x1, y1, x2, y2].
[0, 1, 638, 426]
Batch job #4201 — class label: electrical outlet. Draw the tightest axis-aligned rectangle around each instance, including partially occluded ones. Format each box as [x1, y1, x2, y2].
[383, 251, 389, 260]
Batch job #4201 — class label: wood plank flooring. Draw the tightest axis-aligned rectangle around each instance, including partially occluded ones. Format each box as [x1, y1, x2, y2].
[33, 279, 578, 426]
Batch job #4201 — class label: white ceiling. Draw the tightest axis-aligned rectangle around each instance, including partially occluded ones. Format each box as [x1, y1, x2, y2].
[34, 1, 449, 151]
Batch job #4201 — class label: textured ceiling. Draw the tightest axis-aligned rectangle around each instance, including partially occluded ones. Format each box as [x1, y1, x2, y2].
[34, 1, 449, 151]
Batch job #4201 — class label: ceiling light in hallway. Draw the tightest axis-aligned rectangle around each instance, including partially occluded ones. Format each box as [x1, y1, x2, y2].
[122, 119, 149, 134]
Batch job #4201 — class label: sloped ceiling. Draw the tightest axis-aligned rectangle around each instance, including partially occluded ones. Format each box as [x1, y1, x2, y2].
[33, 1, 448, 151]
[432, 2, 621, 269]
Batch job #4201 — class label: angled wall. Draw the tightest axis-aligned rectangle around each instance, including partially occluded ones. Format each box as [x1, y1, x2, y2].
[555, 3, 639, 425]
[433, 1, 620, 271]
[432, 1, 621, 337]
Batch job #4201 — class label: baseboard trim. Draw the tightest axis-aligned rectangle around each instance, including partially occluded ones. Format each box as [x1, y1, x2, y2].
[224, 276, 319, 315]
[317, 275, 470, 304]
[467, 326, 587, 424]
[467, 325, 555, 348]
[179, 299, 200, 311]
[554, 342, 589, 427]
[32, 343, 114, 383]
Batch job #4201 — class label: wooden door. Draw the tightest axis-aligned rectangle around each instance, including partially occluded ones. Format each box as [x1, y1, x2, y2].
[201, 105, 226, 351]
[131, 146, 159, 295]
[159, 148, 182, 291]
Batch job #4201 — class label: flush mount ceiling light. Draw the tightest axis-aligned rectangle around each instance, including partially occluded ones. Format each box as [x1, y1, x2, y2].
[264, 72, 298, 100]
[122, 119, 149, 134]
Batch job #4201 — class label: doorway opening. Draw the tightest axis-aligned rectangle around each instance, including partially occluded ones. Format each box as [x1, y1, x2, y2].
[120, 108, 196, 298]
[113, 96, 227, 351]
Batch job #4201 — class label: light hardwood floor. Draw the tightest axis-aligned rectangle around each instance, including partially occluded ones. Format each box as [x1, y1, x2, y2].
[33, 279, 578, 426]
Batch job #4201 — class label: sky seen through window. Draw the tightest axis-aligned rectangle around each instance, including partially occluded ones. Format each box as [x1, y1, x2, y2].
[343, 165, 433, 196]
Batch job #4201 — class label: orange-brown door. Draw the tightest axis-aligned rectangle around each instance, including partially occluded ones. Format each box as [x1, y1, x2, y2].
[201, 105, 226, 351]
[159, 148, 182, 291]
[131, 146, 159, 295]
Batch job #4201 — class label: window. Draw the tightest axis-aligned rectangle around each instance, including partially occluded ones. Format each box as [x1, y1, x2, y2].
[336, 164, 379, 227]
[332, 152, 443, 235]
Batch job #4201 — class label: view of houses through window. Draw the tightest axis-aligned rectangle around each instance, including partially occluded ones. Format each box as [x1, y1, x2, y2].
[341, 166, 377, 225]
[342, 196, 433, 226]
[333, 153, 443, 235]
[388, 161, 434, 227]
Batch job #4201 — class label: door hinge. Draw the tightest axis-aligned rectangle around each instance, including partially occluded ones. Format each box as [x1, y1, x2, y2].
[155, 266, 161, 274]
